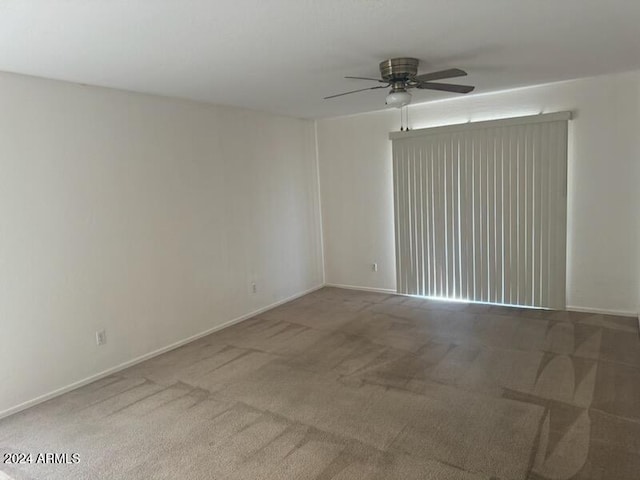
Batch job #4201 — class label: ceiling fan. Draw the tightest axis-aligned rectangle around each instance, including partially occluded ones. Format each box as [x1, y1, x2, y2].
[325, 58, 475, 107]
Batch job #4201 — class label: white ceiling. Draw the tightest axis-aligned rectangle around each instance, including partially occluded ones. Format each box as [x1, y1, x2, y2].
[1, 1, 639, 119]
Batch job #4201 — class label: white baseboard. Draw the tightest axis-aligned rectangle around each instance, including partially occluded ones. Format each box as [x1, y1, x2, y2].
[324, 283, 396, 295]
[3, 283, 635, 421]
[0, 284, 324, 421]
[565, 305, 639, 318]
[325, 283, 639, 319]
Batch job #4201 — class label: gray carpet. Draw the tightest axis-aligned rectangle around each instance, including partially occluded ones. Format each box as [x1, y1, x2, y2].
[1, 287, 639, 480]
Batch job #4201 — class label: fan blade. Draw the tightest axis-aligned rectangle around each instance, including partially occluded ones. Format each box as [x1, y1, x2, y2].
[324, 85, 389, 99]
[345, 76, 387, 83]
[414, 68, 468, 82]
[417, 82, 475, 94]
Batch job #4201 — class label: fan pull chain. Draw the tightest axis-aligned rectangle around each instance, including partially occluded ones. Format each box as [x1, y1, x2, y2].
[399, 106, 410, 132]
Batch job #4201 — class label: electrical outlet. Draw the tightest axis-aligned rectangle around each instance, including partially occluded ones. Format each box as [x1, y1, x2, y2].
[372, 262, 378, 272]
[96, 330, 107, 346]
[248, 273, 258, 295]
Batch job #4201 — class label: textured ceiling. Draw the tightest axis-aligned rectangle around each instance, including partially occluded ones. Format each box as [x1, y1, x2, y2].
[1, 1, 639, 118]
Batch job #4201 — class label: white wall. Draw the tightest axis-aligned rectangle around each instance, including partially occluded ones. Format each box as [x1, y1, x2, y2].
[317, 70, 640, 315]
[0, 72, 323, 416]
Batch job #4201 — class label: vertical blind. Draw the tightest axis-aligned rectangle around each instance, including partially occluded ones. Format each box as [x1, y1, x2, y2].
[391, 112, 570, 309]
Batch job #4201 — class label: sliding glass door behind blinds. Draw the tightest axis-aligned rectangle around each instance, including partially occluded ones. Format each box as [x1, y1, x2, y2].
[391, 113, 569, 309]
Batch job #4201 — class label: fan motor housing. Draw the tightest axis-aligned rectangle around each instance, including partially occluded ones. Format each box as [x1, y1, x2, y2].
[379, 58, 419, 82]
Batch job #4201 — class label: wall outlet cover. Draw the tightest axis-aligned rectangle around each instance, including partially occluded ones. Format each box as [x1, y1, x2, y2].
[96, 330, 107, 346]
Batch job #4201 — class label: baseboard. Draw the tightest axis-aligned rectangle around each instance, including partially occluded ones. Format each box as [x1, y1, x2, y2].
[0, 284, 323, 421]
[324, 283, 396, 295]
[4, 283, 634, 420]
[565, 305, 639, 318]
[325, 284, 639, 319]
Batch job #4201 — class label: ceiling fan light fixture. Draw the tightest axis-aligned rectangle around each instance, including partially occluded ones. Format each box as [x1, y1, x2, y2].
[385, 90, 412, 108]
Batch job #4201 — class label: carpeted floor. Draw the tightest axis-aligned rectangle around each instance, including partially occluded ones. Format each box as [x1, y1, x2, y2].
[1, 287, 639, 480]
